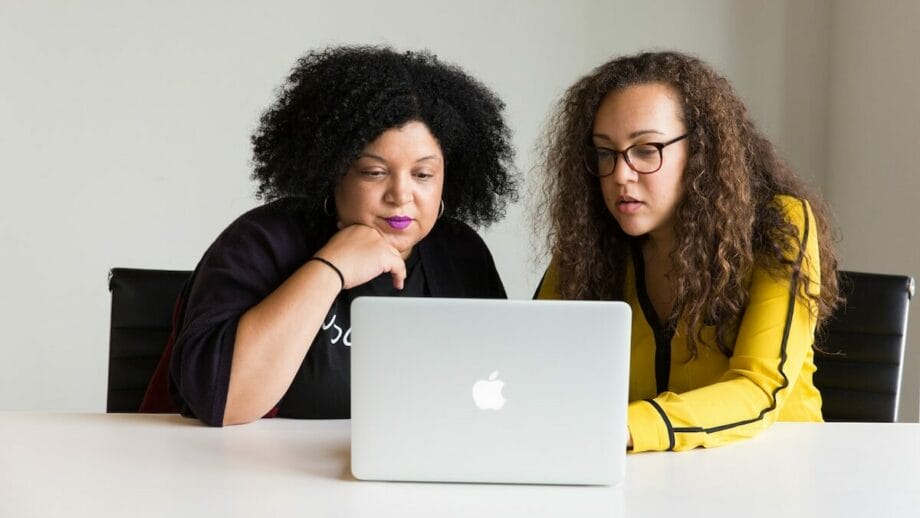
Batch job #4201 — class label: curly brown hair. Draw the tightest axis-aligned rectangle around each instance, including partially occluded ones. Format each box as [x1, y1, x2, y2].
[537, 50, 839, 357]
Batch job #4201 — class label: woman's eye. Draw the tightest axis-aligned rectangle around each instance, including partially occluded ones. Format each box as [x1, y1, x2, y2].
[361, 170, 386, 178]
[414, 171, 434, 179]
[632, 145, 658, 158]
[595, 148, 616, 159]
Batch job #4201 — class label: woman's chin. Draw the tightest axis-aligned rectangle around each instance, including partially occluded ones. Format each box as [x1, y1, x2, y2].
[613, 220, 647, 238]
[386, 236, 420, 260]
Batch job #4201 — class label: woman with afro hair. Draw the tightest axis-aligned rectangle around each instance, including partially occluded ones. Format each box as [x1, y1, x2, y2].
[535, 51, 839, 451]
[142, 46, 517, 426]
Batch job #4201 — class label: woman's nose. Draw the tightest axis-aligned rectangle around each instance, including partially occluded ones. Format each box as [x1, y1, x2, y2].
[385, 173, 413, 205]
[609, 153, 639, 185]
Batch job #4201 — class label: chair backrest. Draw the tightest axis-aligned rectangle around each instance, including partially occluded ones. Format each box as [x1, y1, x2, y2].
[107, 267, 191, 412]
[813, 270, 914, 422]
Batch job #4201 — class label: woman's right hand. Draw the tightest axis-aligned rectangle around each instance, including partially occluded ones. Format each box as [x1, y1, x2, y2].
[314, 224, 408, 290]
[224, 223, 405, 425]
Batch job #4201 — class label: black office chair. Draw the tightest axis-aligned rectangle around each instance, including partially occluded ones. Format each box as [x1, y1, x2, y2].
[107, 268, 192, 412]
[813, 270, 914, 422]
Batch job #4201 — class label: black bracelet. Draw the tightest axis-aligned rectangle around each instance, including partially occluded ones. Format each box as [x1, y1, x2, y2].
[309, 256, 345, 290]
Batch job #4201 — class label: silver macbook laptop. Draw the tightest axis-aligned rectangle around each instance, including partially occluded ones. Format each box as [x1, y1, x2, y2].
[350, 297, 631, 486]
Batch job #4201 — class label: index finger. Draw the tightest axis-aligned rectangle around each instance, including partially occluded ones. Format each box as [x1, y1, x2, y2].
[388, 249, 408, 290]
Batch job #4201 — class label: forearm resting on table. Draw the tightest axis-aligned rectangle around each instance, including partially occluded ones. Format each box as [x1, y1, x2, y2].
[223, 261, 342, 425]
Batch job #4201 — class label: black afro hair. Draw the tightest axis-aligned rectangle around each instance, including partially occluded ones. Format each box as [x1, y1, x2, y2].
[250, 45, 518, 228]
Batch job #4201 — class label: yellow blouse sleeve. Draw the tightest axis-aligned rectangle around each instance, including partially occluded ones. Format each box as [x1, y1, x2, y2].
[628, 196, 822, 451]
[534, 259, 563, 300]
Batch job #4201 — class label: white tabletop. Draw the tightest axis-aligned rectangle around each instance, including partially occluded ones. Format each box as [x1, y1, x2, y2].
[1, 413, 917, 518]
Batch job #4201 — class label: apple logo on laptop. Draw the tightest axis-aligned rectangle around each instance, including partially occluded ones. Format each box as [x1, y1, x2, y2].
[472, 371, 506, 410]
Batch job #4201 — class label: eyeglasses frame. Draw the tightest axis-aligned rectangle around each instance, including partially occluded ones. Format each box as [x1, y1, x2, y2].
[584, 133, 690, 177]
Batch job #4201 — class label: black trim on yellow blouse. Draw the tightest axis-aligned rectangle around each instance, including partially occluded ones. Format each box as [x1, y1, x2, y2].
[670, 198, 810, 436]
[646, 399, 676, 451]
[632, 243, 675, 395]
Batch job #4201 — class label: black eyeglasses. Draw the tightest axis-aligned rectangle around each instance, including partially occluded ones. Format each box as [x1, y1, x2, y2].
[584, 133, 689, 176]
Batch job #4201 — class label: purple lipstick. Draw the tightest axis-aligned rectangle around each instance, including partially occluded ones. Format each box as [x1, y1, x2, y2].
[385, 216, 412, 230]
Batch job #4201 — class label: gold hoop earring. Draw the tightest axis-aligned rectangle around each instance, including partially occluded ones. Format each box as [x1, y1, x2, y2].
[438, 200, 445, 219]
[323, 196, 332, 216]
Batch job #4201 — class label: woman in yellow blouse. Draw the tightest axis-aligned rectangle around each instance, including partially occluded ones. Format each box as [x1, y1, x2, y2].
[535, 51, 840, 452]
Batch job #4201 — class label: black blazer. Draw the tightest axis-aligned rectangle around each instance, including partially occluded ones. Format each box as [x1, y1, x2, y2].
[167, 199, 506, 426]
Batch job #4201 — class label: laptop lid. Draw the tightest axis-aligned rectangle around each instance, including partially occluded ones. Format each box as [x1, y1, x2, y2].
[350, 297, 631, 485]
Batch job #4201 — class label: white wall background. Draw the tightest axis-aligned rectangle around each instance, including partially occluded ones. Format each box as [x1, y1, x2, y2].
[824, 0, 920, 422]
[1, 0, 917, 420]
